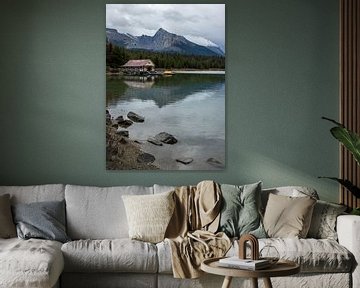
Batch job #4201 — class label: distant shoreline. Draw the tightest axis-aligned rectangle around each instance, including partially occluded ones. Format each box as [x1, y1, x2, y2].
[106, 69, 225, 76]
[173, 70, 225, 75]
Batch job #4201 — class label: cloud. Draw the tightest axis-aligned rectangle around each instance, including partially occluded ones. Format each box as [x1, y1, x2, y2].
[106, 4, 225, 48]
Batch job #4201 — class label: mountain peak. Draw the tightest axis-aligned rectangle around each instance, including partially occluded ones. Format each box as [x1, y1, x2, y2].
[155, 28, 171, 36]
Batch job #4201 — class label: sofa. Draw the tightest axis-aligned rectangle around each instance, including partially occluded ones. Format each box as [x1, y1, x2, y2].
[0, 183, 359, 288]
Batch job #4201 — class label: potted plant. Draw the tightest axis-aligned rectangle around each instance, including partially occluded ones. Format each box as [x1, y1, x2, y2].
[320, 117, 360, 215]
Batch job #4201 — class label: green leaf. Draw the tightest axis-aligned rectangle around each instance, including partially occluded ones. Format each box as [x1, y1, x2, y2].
[321, 116, 344, 127]
[322, 117, 360, 165]
[330, 126, 360, 165]
[318, 177, 360, 198]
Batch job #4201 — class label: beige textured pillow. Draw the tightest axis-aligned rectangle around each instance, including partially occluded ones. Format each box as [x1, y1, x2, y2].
[0, 194, 17, 238]
[122, 191, 175, 243]
[263, 193, 316, 238]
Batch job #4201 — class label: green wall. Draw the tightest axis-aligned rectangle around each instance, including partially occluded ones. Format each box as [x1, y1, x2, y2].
[0, 0, 340, 202]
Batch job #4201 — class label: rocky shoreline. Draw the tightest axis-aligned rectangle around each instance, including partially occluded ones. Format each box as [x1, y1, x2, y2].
[106, 109, 224, 170]
[106, 111, 159, 170]
[106, 110, 182, 170]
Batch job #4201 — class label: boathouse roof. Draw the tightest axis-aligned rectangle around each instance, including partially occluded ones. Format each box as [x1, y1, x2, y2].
[122, 59, 155, 68]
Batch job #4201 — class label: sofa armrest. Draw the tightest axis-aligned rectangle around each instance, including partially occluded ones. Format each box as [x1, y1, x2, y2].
[337, 215, 360, 288]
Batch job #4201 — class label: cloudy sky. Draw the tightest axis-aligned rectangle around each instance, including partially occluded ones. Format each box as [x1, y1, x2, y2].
[106, 4, 225, 50]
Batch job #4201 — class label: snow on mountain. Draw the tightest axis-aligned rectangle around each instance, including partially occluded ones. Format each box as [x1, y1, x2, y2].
[185, 35, 225, 56]
[184, 35, 218, 48]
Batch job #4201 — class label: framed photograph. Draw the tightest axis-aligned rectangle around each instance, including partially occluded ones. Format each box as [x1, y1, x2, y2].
[106, 4, 225, 170]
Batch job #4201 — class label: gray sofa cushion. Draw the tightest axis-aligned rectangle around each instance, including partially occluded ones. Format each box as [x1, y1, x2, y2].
[153, 184, 176, 194]
[0, 238, 64, 288]
[158, 237, 353, 274]
[156, 240, 173, 274]
[62, 239, 158, 273]
[264, 238, 353, 272]
[65, 185, 153, 239]
[229, 238, 353, 273]
[156, 273, 351, 288]
[61, 273, 157, 288]
[0, 184, 65, 204]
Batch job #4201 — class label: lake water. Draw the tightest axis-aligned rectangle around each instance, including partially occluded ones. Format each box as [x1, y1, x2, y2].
[106, 72, 225, 170]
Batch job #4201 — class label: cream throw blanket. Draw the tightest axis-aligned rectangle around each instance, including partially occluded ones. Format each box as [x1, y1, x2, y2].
[165, 180, 231, 278]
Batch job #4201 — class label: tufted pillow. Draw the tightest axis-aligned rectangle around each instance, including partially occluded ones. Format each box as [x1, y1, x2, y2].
[218, 182, 266, 238]
[122, 191, 175, 243]
[263, 193, 316, 238]
[0, 194, 16, 238]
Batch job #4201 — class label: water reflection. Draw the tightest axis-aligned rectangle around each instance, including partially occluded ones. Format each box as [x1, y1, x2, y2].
[106, 73, 225, 170]
[123, 76, 155, 89]
[107, 74, 224, 108]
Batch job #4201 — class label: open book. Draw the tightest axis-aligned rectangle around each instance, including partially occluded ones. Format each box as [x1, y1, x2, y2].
[218, 257, 271, 270]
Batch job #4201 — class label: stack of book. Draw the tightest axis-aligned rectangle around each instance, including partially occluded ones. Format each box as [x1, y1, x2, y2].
[218, 257, 271, 270]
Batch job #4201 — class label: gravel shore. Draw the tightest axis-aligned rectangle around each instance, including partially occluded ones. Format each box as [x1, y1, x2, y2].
[106, 125, 159, 170]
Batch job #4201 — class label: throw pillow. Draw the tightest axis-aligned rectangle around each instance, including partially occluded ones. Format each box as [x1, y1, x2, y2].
[122, 190, 175, 243]
[263, 193, 316, 238]
[260, 186, 319, 214]
[218, 182, 266, 238]
[0, 194, 17, 238]
[307, 200, 347, 240]
[12, 200, 70, 243]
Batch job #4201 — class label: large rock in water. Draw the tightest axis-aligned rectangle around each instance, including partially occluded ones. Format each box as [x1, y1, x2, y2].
[176, 158, 193, 165]
[155, 132, 177, 144]
[118, 119, 133, 128]
[137, 153, 155, 164]
[127, 111, 144, 123]
[147, 137, 163, 146]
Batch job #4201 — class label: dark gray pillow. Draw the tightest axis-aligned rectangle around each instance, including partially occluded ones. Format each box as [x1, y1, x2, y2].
[12, 200, 70, 243]
[218, 182, 266, 238]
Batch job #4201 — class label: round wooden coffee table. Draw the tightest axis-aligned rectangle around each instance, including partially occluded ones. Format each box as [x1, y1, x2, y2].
[201, 257, 300, 288]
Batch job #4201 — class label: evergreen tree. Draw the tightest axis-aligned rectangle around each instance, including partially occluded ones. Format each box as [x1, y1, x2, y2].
[106, 43, 225, 70]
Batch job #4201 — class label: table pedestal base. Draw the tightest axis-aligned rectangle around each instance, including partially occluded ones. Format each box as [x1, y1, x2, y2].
[221, 276, 232, 288]
[221, 276, 273, 288]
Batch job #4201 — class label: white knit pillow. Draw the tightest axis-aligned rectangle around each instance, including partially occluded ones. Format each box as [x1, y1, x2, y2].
[122, 191, 175, 243]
